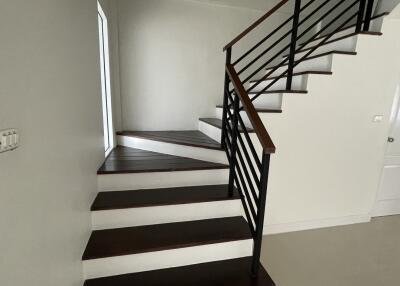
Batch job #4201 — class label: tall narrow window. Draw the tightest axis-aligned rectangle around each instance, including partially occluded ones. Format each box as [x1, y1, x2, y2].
[98, 1, 114, 156]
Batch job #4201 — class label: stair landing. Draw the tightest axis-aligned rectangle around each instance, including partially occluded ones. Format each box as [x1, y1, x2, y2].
[117, 130, 222, 150]
[97, 146, 228, 174]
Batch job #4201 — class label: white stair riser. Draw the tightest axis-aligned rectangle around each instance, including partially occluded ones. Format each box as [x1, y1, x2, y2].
[248, 74, 308, 91]
[295, 35, 357, 59]
[98, 169, 229, 191]
[215, 108, 270, 128]
[251, 93, 283, 110]
[117, 135, 227, 164]
[92, 200, 243, 230]
[216, 108, 251, 127]
[216, 94, 283, 115]
[83, 239, 253, 279]
[266, 55, 333, 77]
[199, 121, 222, 143]
[198, 121, 262, 157]
[370, 17, 384, 33]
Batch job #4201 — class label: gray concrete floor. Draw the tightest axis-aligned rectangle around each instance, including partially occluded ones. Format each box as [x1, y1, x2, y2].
[261, 215, 400, 286]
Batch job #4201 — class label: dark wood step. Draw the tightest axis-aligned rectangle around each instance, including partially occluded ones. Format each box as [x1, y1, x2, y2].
[216, 105, 282, 114]
[82, 216, 251, 260]
[116, 130, 222, 150]
[200, 118, 255, 133]
[91, 184, 239, 211]
[97, 146, 228, 175]
[84, 257, 275, 286]
[265, 50, 356, 72]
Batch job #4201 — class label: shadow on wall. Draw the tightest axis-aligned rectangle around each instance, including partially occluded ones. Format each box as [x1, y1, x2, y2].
[376, 0, 400, 14]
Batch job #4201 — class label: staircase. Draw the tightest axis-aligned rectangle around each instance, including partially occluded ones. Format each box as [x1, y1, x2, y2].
[83, 0, 389, 284]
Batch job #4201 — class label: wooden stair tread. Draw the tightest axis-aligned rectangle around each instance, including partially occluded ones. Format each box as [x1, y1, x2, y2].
[97, 146, 228, 174]
[82, 216, 252, 260]
[216, 105, 282, 113]
[84, 257, 275, 286]
[91, 184, 239, 211]
[200, 118, 255, 133]
[116, 130, 222, 150]
[265, 50, 357, 72]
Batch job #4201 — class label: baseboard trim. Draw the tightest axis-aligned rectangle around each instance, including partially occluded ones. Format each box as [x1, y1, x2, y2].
[371, 199, 400, 217]
[263, 214, 371, 235]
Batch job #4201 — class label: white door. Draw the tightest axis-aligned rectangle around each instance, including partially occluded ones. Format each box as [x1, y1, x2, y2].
[98, 2, 114, 157]
[372, 84, 400, 217]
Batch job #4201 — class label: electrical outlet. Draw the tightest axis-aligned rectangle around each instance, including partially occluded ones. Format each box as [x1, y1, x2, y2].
[0, 129, 19, 153]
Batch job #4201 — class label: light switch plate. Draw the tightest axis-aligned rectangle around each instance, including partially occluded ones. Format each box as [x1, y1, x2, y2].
[0, 129, 19, 153]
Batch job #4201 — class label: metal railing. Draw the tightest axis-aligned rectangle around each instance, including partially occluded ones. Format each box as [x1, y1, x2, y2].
[221, 0, 376, 276]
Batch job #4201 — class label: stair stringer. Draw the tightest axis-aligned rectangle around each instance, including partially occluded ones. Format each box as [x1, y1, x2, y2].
[257, 21, 400, 234]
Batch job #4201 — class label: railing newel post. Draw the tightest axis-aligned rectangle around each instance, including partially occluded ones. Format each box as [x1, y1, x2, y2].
[286, 0, 301, 91]
[251, 153, 271, 276]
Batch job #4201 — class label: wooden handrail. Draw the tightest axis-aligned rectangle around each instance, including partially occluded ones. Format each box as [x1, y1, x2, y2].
[223, 0, 289, 51]
[225, 64, 276, 154]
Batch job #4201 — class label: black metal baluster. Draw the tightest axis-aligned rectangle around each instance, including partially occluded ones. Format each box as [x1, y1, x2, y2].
[251, 153, 271, 276]
[286, 0, 301, 90]
[363, 0, 375, 31]
[356, 0, 367, 32]
[228, 93, 240, 197]
[221, 47, 232, 149]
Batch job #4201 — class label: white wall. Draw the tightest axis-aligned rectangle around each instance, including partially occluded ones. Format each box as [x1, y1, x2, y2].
[0, 1, 104, 285]
[262, 11, 400, 233]
[116, 0, 290, 131]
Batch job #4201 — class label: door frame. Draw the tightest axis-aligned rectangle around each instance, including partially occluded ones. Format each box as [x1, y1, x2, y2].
[372, 83, 400, 217]
[98, 1, 115, 157]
